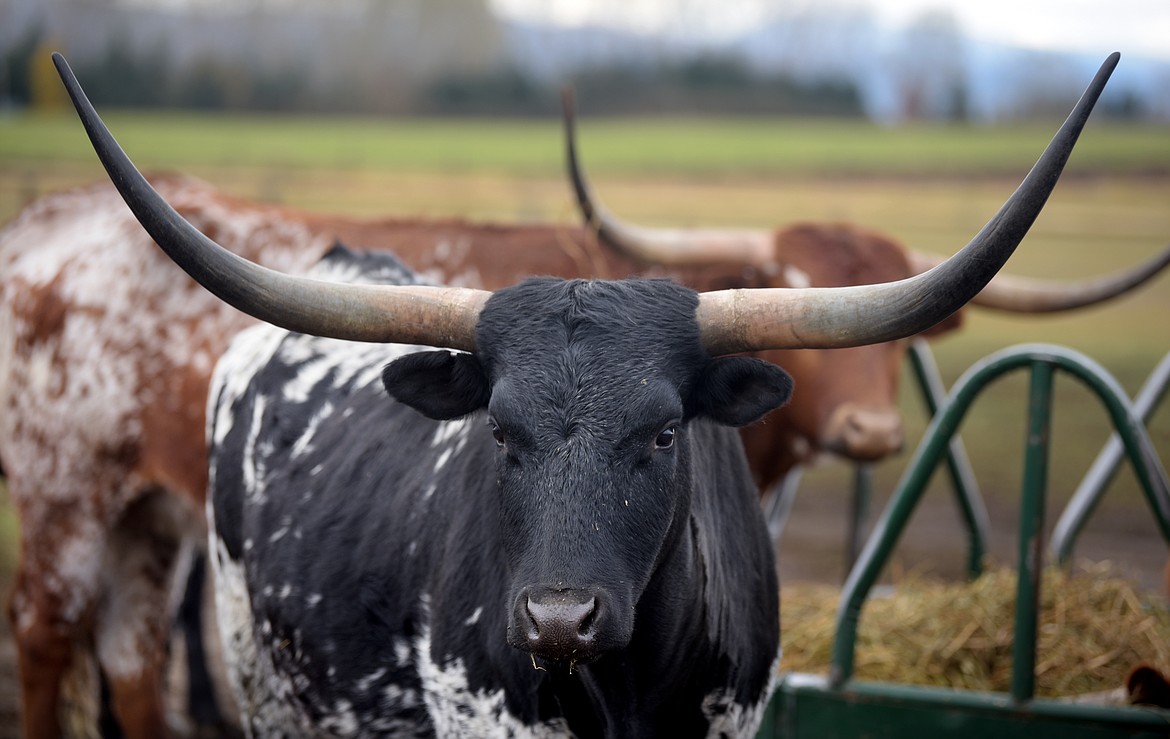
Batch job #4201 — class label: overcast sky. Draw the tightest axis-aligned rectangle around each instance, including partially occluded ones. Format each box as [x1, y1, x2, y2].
[488, 0, 1170, 62]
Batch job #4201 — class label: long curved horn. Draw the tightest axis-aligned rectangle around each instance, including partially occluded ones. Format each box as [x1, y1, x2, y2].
[908, 245, 1170, 313]
[562, 88, 774, 267]
[53, 53, 488, 351]
[698, 53, 1121, 355]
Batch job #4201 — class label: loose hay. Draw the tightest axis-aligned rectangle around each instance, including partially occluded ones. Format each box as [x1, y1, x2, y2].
[779, 561, 1170, 698]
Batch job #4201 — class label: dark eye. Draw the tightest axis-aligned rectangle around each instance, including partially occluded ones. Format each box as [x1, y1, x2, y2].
[488, 419, 506, 448]
[654, 425, 677, 451]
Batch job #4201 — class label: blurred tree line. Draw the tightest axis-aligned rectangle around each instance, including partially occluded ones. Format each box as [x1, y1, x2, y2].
[427, 57, 861, 117]
[1, 0, 862, 117]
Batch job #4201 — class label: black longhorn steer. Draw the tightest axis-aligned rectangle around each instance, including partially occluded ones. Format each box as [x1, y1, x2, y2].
[208, 246, 789, 736]
[51, 49, 1117, 738]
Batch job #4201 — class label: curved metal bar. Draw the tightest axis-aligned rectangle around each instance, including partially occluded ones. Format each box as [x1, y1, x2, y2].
[829, 343, 1170, 688]
[907, 339, 989, 578]
[1051, 350, 1170, 565]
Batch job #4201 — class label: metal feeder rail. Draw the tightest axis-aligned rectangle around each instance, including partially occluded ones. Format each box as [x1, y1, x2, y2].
[757, 343, 1170, 738]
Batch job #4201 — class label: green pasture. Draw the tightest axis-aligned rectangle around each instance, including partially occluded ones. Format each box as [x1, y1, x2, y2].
[0, 110, 1168, 585]
[2, 109, 1170, 180]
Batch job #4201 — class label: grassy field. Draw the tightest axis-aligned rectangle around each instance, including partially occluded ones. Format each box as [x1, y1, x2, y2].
[0, 110, 1168, 587]
[3, 109, 1170, 181]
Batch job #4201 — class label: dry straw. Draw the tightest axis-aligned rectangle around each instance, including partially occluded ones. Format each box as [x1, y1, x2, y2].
[779, 561, 1170, 698]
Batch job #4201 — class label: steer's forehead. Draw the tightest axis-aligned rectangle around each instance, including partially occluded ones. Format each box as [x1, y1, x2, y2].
[475, 278, 704, 425]
[477, 277, 704, 369]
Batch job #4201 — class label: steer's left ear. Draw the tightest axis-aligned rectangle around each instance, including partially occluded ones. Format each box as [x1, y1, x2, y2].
[687, 356, 793, 427]
[383, 350, 490, 420]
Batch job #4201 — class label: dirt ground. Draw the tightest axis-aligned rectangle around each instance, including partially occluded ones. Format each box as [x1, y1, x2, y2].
[0, 467, 1165, 738]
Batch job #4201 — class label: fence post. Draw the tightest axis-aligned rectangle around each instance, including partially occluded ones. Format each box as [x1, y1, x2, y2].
[1011, 361, 1055, 702]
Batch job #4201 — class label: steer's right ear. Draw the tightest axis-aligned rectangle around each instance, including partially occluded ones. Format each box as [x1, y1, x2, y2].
[382, 350, 490, 420]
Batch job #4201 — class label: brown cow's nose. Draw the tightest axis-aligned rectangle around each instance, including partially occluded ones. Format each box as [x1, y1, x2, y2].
[523, 590, 600, 662]
[824, 404, 904, 461]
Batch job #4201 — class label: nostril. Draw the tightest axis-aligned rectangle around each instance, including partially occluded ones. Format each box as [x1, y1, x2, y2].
[524, 600, 540, 642]
[575, 597, 598, 636]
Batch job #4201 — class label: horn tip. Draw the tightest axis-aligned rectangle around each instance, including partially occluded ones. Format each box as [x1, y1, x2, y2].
[1098, 52, 1121, 78]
